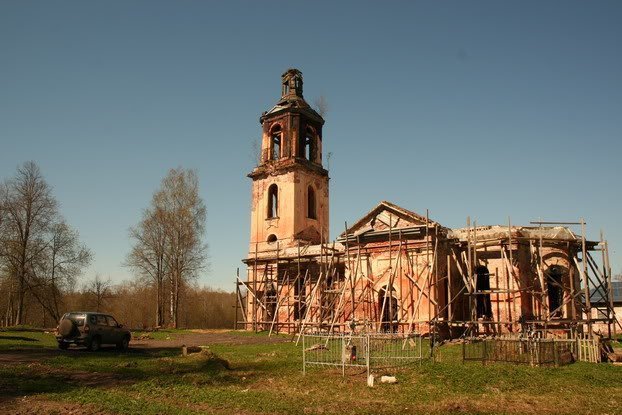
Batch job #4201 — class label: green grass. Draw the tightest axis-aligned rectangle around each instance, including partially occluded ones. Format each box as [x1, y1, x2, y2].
[132, 328, 193, 340]
[0, 329, 57, 350]
[0, 330, 621, 414]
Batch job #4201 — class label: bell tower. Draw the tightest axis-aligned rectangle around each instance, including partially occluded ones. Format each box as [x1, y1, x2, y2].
[248, 69, 329, 253]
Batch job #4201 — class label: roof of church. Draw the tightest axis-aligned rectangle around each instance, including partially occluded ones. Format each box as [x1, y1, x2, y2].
[449, 225, 579, 242]
[261, 95, 324, 123]
[340, 200, 439, 238]
[260, 68, 324, 124]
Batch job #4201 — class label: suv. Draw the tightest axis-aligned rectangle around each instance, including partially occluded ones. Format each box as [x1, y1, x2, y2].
[56, 312, 131, 351]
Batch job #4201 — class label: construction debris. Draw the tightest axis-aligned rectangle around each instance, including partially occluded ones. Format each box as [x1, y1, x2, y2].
[380, 376, 397, 384]
[181, 345, 203, 356]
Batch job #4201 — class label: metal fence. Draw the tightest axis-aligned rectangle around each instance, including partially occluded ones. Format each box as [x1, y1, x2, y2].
[462, 337, 598, 366]
[302, 333, 423, 377]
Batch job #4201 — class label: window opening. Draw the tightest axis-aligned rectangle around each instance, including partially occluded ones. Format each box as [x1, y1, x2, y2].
[307, 186, 316, 219]
[475, 266, 492, 318]
[267, 184, 278, 218]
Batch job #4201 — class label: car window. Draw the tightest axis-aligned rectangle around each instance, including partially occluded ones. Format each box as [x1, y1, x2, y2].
[66, 313, 86, 326]
[96, 315, 107, 325]
[89, 315, 97, 324]
[106, 316, 118, 327]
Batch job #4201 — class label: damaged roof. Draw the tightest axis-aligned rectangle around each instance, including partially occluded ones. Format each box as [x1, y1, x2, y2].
[261, 96, 324, 124]
[260, 68, 324, 124]
[449, 225, 579, 242]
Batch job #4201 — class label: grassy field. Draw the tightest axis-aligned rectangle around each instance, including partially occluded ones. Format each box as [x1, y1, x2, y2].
[131, 328, 195, 341]
[0, 327, 57, 350]
[0, 330, 621, 414]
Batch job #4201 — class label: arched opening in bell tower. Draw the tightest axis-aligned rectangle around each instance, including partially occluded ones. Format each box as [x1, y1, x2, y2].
[301, 126, 316, 161]
[270, 125, 281, 160]
[267, 184, 278, 219]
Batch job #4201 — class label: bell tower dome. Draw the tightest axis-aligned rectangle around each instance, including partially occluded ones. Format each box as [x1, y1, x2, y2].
[248, 69, 329, 252]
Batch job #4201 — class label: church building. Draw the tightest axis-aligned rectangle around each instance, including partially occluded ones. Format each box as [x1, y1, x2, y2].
[237, 69, 617, 340]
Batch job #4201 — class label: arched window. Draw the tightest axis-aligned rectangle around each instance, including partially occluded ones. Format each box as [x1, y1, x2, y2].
[307, 186, 316, 219]
[270, 125, 281, 160]
[475, 266, 492, 318]
[547, 266, 564, 318]
[267, 184, 278, 219]
[300, 126, 315, 161]
[378, 285, 398, 333]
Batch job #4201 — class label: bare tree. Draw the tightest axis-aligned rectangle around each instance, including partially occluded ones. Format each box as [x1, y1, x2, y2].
[85, 275, 113, 312]
[0, 162, 57, 325]
[28, 222, 91, 321]
[313, 95, 329, 118]
[126, 207, 168, 327]
[155, 168, 208, 328]
[127, 168, 208, 329]
[250, 138, 262, 166]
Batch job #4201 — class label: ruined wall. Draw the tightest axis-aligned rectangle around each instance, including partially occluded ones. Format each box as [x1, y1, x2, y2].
[467, 239, 581, 334]
[336, 235, 450, 335]
[243, 230, 584, 336]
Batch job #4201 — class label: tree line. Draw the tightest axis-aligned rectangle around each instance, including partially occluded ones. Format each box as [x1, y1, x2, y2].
[0, 276, 235, 329]
[0, 162, 232, 329]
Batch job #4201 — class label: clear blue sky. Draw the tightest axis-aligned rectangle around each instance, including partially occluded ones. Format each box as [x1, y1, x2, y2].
[1, 1, 621, 290]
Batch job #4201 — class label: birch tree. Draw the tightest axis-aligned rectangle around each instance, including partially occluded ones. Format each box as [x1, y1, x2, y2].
[126, 207, 168, 327]
[127, 167, 207, 328]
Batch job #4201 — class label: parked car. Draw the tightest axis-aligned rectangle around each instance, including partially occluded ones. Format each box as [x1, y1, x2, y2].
[56, 312, 131, 351]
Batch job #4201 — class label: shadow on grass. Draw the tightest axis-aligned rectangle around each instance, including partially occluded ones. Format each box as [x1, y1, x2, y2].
[0, 344, 246, 404]
[0, 367, 76, 401]
[0, 335, 39, 342]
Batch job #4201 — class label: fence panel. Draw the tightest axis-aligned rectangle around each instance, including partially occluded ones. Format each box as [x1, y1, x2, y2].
[368, 333, 423, 368]
[303, 333, 423, 376]
[576, 338, 600, 363]
[462, 338, 579, 366]
[462, 339, 485, 362]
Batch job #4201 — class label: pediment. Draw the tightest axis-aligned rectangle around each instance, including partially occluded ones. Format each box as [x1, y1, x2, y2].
[343, 201, 437, 238]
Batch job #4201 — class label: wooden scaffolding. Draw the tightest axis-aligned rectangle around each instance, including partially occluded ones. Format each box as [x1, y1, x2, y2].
[235, 216, 619, 341]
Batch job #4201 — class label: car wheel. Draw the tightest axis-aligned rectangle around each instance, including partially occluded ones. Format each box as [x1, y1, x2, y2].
[88, 336, 101, 352]
[58, 342, 69, 350]
[117, 336, 130, 351]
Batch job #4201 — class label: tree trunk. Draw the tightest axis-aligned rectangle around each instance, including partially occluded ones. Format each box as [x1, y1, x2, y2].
[156, 278, 162, 327]
[174, 274, 180, 329]
[169, 274, 175, 328]
[16, 273, 25, 326]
